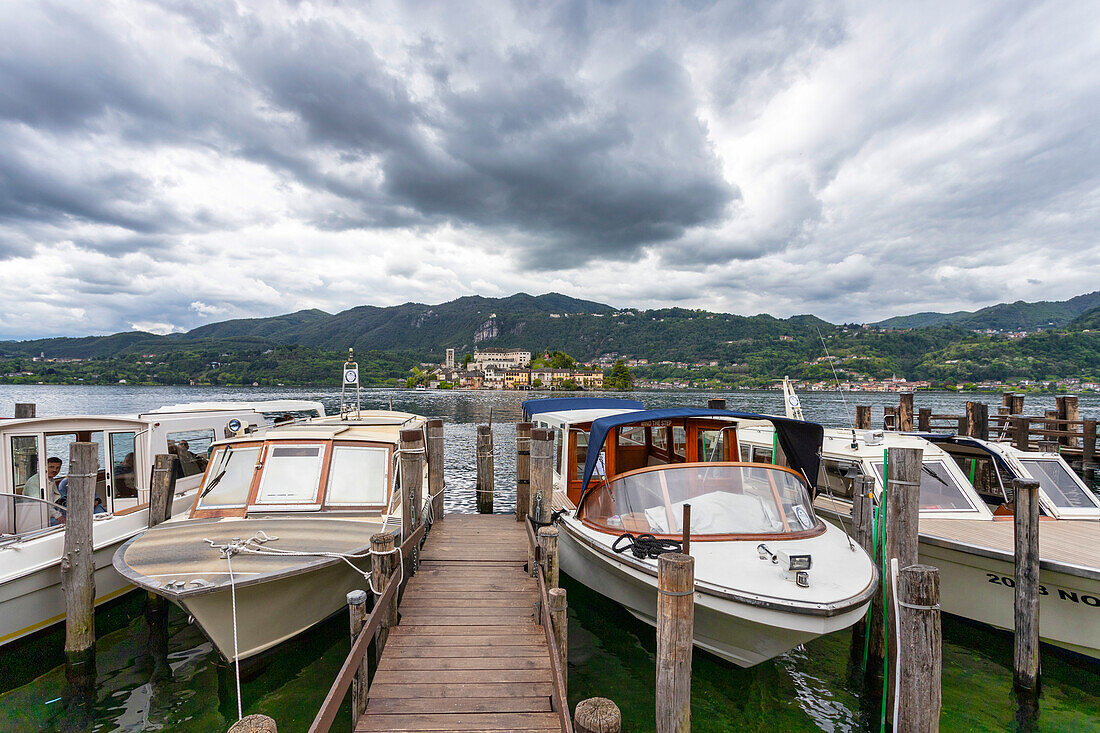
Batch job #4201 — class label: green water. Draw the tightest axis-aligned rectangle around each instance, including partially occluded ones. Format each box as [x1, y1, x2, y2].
[0, 387, 1097, 731]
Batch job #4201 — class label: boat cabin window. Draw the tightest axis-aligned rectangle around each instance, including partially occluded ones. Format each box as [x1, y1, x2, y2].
[554, 428, 564, 475]
[7, 435, 49, 533]
[870, 459, 977, 512]
[671, 427, 687, 460]
[326, 445, 390, 506]
[581, 463, 821, 538]
[1019, 459, 1100, 511]
[43, 431, 110, 516]
[255, 444, 325, 506]
[196, 445, 260, 508]
[573, 430, 604, 484]
[652, 428, 668, 454]
[817, 458, 863, 499]
[752, 446, 773, 464]
[168, 429, 214, 479]
[696, 429, 730, 462]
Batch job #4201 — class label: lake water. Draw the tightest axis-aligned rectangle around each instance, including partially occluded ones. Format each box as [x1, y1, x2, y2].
[0, 386, 1097, 732]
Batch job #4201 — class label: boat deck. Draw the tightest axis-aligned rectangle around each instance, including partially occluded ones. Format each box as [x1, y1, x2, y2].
[355, 514, 564, 732]
[815, 496, 1100, 580]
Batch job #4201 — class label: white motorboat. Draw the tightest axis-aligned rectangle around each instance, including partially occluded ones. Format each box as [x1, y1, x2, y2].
[0, 400, 325, 647]
[523, 398, 877, 667]
[113, 409, 427, 661]
[739, 424, 1100, 661]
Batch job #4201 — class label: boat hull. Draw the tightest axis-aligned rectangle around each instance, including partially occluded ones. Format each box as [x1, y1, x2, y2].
[918, 540, 1099, 660]
[558, 527, 869, 667]
[179, 560, 368, 660]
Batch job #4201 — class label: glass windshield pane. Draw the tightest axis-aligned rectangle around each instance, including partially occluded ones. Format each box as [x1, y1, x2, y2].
[618, 427, 646, 446]
[575, 431, 604, 482]
[1020, 459, 1100, 510]
[197, 446, 259, 508]
[697, 429, 727, 462]
[327, 446, 389, 505]
[168, 429, 214, 478]
[583, 464, 819, 536]
[256, 444, 324, 504]
[870, 460, 975, 511]
[9, 435, 48, 533]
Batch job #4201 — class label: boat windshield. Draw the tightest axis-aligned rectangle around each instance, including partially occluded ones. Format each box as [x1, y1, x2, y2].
[1019, 459, 1100, 511]
[869, 459, 977, 512]
[196, 445, 260, 509]
[581, 463, 821, 537]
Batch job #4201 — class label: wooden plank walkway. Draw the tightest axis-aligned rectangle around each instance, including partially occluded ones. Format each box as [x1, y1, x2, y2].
[356, 514, 563, 732]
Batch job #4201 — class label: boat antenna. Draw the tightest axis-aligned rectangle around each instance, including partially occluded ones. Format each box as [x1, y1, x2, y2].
[817, 327, 856, 431]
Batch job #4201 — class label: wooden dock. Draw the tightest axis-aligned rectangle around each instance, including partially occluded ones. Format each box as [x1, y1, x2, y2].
[355, 514, 565, 732]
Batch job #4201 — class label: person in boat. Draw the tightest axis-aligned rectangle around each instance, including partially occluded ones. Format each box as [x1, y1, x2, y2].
[51, 479, 108, 525]
[22, 456, 62, 499]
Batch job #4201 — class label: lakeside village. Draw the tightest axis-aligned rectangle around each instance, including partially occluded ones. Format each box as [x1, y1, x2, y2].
[408, 347, 1100, 393]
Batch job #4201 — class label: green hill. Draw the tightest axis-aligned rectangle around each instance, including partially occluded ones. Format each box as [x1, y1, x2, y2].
[874, 291, 1100, 331]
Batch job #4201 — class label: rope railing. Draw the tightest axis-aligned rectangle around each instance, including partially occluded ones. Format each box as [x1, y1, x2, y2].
[525, 515, 575, 733]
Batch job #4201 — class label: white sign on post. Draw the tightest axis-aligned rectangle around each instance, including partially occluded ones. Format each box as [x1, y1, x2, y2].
[343, 366, 359, 386]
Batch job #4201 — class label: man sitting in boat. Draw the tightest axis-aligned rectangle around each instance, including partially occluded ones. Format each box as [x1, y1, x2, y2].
[22, 456, 62, 499]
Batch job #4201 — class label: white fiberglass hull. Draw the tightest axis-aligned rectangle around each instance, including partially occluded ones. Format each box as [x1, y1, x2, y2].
[918, 540, 1099, 660]
[558, 522, 873, 667]
[0, 495, 195, 646]
[179, 561, 368, 661]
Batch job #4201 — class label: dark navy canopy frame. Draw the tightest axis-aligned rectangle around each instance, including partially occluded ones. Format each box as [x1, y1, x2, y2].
[522, 397, 645, 421]
[577, 408, 825, 512]
[921, 434, 1013, 472]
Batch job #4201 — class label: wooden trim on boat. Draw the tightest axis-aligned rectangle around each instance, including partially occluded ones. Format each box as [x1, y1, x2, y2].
[559, 518, 877, 617]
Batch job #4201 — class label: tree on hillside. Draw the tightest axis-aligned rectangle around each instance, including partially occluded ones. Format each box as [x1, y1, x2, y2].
[605, 359, 633, 391]
[533, 350, 578, 369]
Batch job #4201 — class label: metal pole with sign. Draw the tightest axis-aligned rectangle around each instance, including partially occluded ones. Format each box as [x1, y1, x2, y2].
[341, 348, 361, 419]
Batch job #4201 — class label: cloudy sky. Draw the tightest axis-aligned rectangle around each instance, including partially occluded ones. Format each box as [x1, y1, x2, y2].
[1, 0, 1098, 339]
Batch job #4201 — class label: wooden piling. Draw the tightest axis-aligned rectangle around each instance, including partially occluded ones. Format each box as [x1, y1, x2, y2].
[549, 587, 568, 699]
[898, 393, 914, 432]
[896, 564, 942, 732]
[370, 532, 397, 654]
[575, 697, 622, 733]
[657, 552, 694, 733]
[476, 425, 494, 514]
[706, 398, 726, 410]
[226, 714, 277, 732]
[399, 429, 425, 574]
[62, 442, 97, 655]
[148, 454, 177, 529]
[1011, 393, 1025, 416]
[965, 401, 988, 440]
[347, 590, 369, 723]
[856, 405, 872, 430]
[1002, 393, 1014, 413]
[14, 402, 35, 418]
[515, 422, 533, 522]
[1057, 395, 1079, 448]
[425, 419, 445, 523]
[529, 428, 554, 574]
[1083, 419, 1097, 464]
[850, 476, 877, 653]
[885, 446, 923, 708]
[1013, 478, 1041, 694]
[538, 525, 560, 588]
[883, 405, 898, 430]
[1012, 416, 1030, 452]
[918, 408, 932, 433]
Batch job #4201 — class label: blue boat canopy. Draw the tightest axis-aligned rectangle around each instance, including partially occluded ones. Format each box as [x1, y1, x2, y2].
[578, 408, 825, 510]
[522, 397, 644, 420]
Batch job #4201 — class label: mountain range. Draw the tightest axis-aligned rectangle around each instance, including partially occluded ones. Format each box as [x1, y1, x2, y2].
[872, 291, 1100, 331]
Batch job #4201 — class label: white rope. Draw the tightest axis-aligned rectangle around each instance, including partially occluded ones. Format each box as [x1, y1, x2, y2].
[891, 557, 901, 732]
[226, 551, 243, 722]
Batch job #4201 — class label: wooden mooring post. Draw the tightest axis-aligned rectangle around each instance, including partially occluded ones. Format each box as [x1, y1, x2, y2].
[575, 697, 622, 733]
[539, 525, 560, 588]
[896, 564, 942, 732]
[370, 532, 397, 659]
[885, 446, 923, 711]
[227, 715, 277, 732]
[1013, 478, 1041, 694]
[898, 393, 914, 432]
[14, 402, 35, 418]
[529, 428, 554, 574]
[657, 552, 694, 733]
[707, 397, 726, 410]
[1084, 420, 1097, 464]
[347, 590, 369, 725]
[856, 405, 872, 430]
[425, 419, 445, 522]
[149, 454, 177, 529]
[1011, 393, 1026, 416]
[549, 587, 568, 697]
[918, 408, 932, 433]
[62, 441, 97, 657]
[965, 401, 989, 439]
[1057, 395, 1079, 449]
[516, 421, 533, 522]
[1012, 416, 1030, 451]
[399, 429, 425, 576]
[849, 477, 880, 657]
[476, 425, 494, 514]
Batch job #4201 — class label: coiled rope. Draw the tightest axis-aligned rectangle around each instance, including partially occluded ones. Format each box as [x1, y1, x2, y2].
[611, 533, 682, 559]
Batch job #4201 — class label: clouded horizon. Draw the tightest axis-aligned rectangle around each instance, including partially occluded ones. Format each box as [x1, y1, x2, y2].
[1, 1, 1098, 339]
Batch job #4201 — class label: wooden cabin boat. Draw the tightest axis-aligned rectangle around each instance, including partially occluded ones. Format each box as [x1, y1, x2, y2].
[0, 400, 324, 647]
[113, 410, 426, 662]
[738, 425, 1100, 661]
[524, 398, 877, 667]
